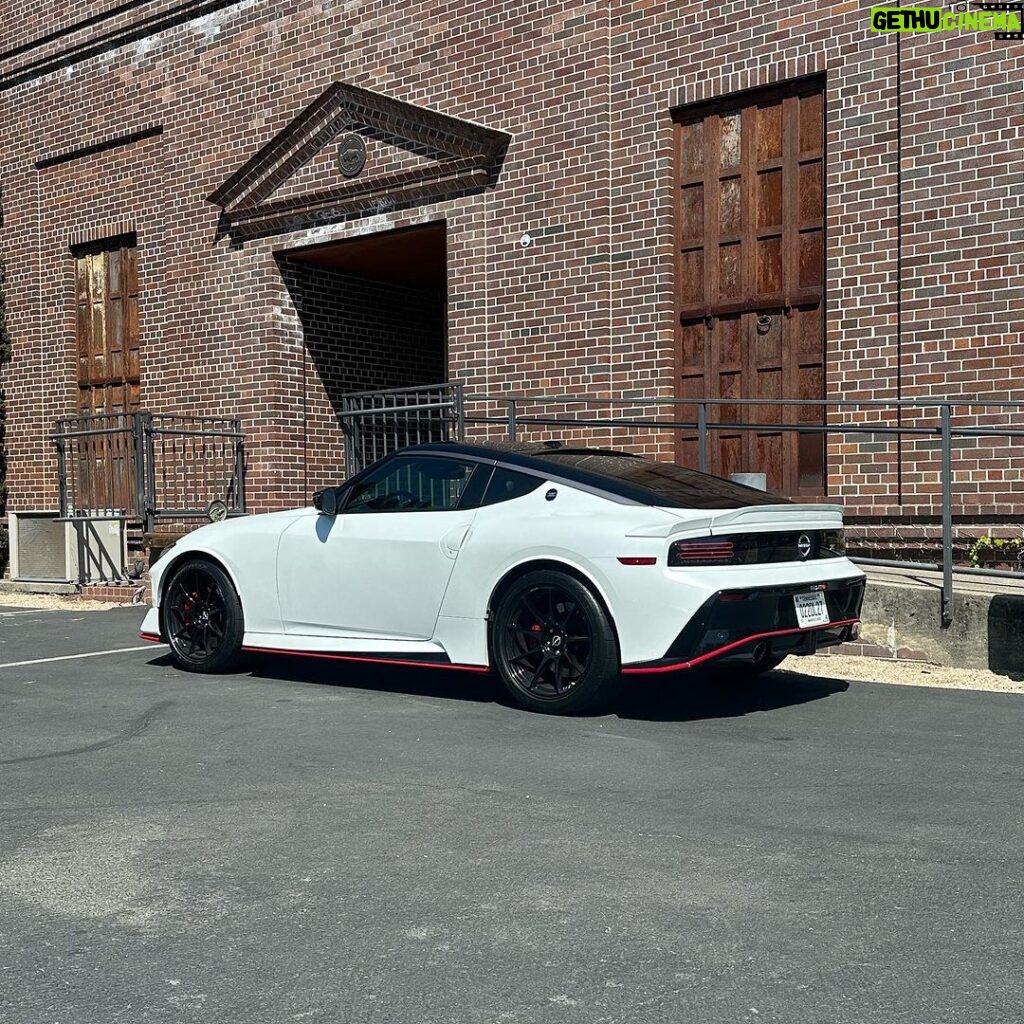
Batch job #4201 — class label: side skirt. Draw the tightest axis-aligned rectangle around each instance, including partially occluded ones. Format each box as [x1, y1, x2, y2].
[140, 630, 490, 674]
[240, 645, 491, 674]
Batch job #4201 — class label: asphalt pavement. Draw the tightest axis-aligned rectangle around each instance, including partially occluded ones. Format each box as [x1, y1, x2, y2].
[1, 604, 1022, 1024]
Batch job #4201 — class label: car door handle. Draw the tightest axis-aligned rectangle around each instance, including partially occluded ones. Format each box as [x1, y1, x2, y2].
[440, 524, 471, 559]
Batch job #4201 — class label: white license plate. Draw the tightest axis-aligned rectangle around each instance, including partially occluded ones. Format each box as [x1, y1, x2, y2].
[794, 591, 830, 628]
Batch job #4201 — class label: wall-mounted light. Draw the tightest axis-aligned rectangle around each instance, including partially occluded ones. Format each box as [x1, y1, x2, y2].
[519, 232, 533, 248]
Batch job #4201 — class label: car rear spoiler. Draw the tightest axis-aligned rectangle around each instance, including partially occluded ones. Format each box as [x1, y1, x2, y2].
[626, 504, 845, 538]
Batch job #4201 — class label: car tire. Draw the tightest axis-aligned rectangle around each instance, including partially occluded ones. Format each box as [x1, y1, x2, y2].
[490, 569, 621, 714]
[163, 559, 244, 673]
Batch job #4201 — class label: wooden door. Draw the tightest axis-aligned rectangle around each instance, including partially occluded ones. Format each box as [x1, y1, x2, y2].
[673, 78, 825, 495]
[73, 237, 141, 513]
[76, 238, 140, 416]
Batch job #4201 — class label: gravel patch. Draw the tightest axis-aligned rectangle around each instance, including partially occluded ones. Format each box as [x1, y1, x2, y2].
[0, 592, 126, 612]
[781, 652, 1024, 694]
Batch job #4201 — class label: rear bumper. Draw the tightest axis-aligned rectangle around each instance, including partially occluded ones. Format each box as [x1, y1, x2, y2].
[621, 575, 865, 674]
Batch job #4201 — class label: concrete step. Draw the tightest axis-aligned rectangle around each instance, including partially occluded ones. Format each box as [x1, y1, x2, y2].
[0, 579, 79, 596]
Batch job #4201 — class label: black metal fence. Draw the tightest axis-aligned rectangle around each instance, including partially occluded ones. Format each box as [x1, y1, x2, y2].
[339, 382, 464, 475]
[53, 412, 245, 533]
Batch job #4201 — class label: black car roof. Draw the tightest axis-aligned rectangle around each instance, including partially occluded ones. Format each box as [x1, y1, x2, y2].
[396, 441, 787, 509]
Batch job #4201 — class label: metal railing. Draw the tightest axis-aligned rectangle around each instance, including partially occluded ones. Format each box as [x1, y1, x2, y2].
[53, 412, 246, 533]
[339, 382, 465, 475]
[459, 393, 1024, 628]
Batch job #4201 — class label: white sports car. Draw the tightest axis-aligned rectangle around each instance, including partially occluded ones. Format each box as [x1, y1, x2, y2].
[141, 442, 865, 713]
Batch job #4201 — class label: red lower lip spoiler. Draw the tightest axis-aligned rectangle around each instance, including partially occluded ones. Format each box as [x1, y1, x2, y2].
[620, 618, 860, 675]
[139, 632, 163, 643]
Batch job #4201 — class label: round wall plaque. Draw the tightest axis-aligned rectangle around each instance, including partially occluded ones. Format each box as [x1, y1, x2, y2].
[337, 134, 367, 178]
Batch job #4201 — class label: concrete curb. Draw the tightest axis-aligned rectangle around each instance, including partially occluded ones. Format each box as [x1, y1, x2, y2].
[848, 566, 1024, 674]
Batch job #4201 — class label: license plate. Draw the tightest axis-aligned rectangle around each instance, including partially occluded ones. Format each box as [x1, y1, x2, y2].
[794, 591, 830, 628]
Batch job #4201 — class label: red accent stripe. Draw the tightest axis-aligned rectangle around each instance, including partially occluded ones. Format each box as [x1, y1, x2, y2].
[139, 632, 164, 644]
[620, 618, 861, 675]
[240, 645, 490, 674]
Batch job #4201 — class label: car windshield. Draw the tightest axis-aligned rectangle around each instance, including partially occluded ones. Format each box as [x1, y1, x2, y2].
[531, 450, 788, 509]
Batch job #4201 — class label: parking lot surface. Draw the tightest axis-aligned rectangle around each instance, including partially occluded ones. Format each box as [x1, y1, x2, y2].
[1, 604, 1022, 1024]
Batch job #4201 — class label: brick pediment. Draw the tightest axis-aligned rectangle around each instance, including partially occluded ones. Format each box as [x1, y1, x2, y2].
[208, 82, 510, 240]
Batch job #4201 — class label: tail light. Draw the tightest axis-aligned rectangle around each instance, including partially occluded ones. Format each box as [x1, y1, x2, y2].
[821, 529, 846, 557]
[668, 529, 846, 565]
[668, 538, 735, 566]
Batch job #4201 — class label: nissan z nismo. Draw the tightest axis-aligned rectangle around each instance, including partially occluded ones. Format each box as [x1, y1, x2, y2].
[140, 442, 866, 714]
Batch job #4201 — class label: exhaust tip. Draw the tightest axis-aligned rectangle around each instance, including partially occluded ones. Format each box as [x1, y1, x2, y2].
[751, 641, 768, 664]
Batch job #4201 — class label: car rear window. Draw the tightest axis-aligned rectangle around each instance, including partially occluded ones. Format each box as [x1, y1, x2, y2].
[532, 451, 788, 509]
[480, 467, 544, 506]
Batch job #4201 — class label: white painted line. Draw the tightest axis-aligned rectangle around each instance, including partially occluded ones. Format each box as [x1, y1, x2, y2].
[0, 645, 164, 670]
[0, 608, 61, 616]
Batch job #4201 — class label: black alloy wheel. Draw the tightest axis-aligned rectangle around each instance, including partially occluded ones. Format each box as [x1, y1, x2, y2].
[164, 559, 244, 673]
[491, 569, 621, 714]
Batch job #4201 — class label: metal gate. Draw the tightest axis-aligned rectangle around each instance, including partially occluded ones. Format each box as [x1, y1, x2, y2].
[53, 412, 246, 532]
[339, 383, 465, 475]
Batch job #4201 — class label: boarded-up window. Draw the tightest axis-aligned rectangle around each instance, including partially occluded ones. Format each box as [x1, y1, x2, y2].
[74, 236, 140, 415]
[673, 77, 825, 496]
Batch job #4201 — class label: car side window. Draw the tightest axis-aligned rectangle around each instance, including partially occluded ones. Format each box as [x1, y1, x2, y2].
[480, 467, 544, 506]
[344, 457, 480, 513]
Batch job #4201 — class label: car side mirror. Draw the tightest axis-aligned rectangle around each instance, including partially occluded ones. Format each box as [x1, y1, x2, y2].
[313, 488, 339, 516]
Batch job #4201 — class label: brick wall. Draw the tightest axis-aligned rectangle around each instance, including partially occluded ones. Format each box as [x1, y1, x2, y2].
[0, 1, 1022, 553]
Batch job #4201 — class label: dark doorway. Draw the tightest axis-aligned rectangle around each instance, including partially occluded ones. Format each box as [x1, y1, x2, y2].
[276, 221, 448, 489]
[278, 221, 447, 395]
[672, 77, 825, 496]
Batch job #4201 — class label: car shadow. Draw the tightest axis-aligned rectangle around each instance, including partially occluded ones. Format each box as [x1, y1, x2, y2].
[240, 653, 504, 705]
[614, 667, 850, 722]
[147, 652, 849, 722]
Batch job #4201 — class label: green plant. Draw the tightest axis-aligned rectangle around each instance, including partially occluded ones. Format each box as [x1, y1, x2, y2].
[967, 535, 1024, 569]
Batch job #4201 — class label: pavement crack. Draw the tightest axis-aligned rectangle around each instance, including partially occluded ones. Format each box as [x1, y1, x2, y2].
[0, 700, 175, 766]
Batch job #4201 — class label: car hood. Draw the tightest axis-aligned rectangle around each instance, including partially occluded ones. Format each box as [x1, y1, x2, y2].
[155, 507, 314, 558]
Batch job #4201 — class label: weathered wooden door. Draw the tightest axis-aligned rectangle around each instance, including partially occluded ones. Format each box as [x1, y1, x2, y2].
[75, 238, 140, 415]
[673, 78, 825, 495]
[73, 237, 141, 512]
